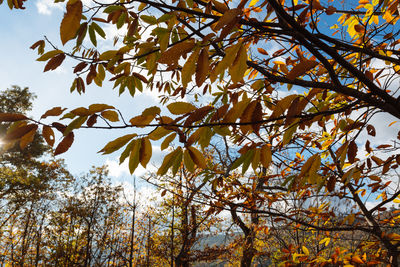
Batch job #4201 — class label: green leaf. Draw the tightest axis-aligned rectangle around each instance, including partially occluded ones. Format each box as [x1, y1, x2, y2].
[91, 22, 106, 38]
[88, 24, 97, 46]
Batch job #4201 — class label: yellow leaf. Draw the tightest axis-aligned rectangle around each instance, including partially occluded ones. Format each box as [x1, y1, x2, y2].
[214, 8, 241, 31]
[287, 59, 318, 80]
[101, 110, 119, 122]
[161, 133, 176, 150]
[158, 147, 181, 176]
[149, 127, 172, 141]
[210, 41, 242, 82]
[129, 115, 155, 127]
[302, 246, 309, 256]
[229, 44, 248, 83]
[196, 47, 209, 87]
[19, 126, 38, 150]
[393, 198, 400, 203]
[88, 104, 114, 113]
[99, 134, 137, 154]
[182, 47, 200, 87]
[248, 0, 259, 7]
[60, 0, 82, 45]
[139, 138, 152, 168]
[188, 146, 207, 169]
[36, 50, 64, 61]
[167, 102, 196, 115]
[270, 95, 298, 119]
[184, 149, 195, 172]
[129, 139, 141, 174]
[260, 144, 272, 168]
[158, 39, 196, 65]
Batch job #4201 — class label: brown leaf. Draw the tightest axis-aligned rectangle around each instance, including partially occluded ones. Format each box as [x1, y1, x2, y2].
[347, 140, 357, 163]
[327, 176, 336, 192]
[0, 113, 27, 122]
[251, 101, 263, 134]
[287, 59, 318, 80]
[60, 0, 83, 45]
[366, 124, 376, 136]
[41, 107, 66, 119]
[184, 106, 214, 126]
[42, 126, 55, 147]
[211, 104, 229, 122]
[54, 132, 74, 155]
[365, 140, 372, 153]
[44, 54, 66, 72]
[86, 114, 98, 127]
[52, 122, 66, 134]
[74, 62, 88, 73]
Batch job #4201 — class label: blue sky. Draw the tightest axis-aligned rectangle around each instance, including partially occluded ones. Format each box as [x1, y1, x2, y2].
[0, 2, 165, 182]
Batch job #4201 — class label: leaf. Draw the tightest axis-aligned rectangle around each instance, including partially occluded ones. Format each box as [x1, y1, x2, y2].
[260, 145, 272, 168]
[347, 140, 357, 163]
[148, 127, 171, 141]
[20, 126, 37, 149]
[91, 22, 106, 38]
[298, 154, 319, 181]
[88, 104, 115, 113]
[0, 113, 27, 122]
[60, 0, 82, 45]
[64, 116, 87, 136]
[366, 124, 376, 136]
[270, 95, 298, 119]
[139, 138, 152, 168]
[286, 59, 318, 80]
[182, 47, 200, 87]
[42, 126, 55, 147]
[88, 24, 97, 46]
[86, 114, 98, 127]
[187, 146, 207, 169]
[158, 148, 181, 176]
[130, 115, 155, 127]
[210, 41, 242, 82]
[158, 39, 196, 65]
[184, 149, 195, 172]
[302, 246, 309, 256]
[5, 124, 37, 140]
[36, 50, 64, 61]
[99, 134, 137, 154]
[351, 255, 364, 264]
[214, 8, 241, 31]
[229, 43, 248, 83]
[41, 107, 66, 119]
[129, 139, 141, 174]
[196, 47, 209, 87]
[101, 110, 119, 122]
[161, 133, 176, 150]
[44, 53, 66, 72]
[54, 132, 74, 155]
[167, 102, 196, 115]
[184, 106, 213, 126]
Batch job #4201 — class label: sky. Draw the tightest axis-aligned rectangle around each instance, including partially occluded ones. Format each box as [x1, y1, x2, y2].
[0, 1, 165, 188]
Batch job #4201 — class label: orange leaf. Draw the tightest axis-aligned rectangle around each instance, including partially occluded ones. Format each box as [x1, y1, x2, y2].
[287, 59, 318, 80]
[60, 0, 83, 45]
[54, 132, 74, 155]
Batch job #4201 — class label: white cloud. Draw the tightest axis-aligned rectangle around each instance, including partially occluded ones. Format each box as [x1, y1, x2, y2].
[36, 0, 63, 15]
[105, 145, 165, 178]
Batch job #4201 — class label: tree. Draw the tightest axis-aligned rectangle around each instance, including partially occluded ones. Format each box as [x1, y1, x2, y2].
[4, 0, 400, 265]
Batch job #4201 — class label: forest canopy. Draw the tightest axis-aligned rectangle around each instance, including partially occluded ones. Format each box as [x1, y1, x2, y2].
[2, 0, 400, 265]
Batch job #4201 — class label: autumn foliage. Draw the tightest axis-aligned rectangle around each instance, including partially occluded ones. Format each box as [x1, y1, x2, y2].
[3, 0, 400, 265]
